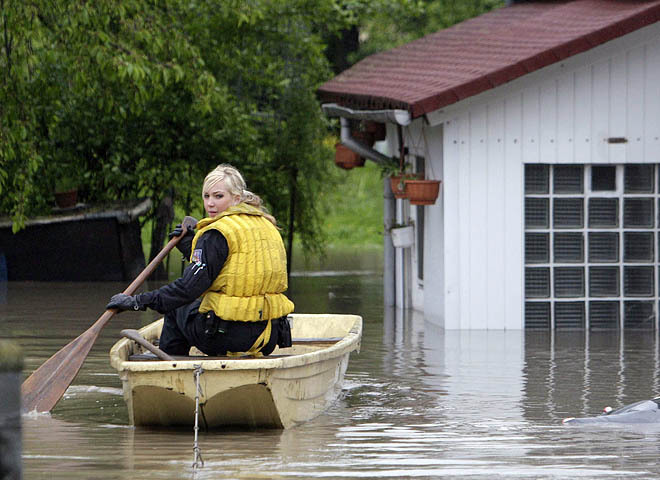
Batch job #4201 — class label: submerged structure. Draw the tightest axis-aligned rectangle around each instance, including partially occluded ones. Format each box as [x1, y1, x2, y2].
[563, 398, 660, 425]
[0, 199, 150, 282]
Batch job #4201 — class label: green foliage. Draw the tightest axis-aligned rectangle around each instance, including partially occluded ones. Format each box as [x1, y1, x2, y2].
[347, 0, 505, 63]
[0, 0, 336, 251]
[321, 161, 384, 247]
[1, 0, 502, 248]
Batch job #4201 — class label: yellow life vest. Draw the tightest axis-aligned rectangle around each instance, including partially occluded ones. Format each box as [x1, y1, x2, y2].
[190, 203, 294, 323]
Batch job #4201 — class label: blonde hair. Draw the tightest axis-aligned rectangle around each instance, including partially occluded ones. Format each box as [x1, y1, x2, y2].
[202, 164, 277, 225]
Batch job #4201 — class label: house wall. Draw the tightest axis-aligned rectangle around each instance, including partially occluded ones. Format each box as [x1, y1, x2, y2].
[416, 22, 660, 329]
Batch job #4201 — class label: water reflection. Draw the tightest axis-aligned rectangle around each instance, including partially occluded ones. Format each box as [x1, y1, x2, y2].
[3, 262, 660, 478]
[523, 331, 660, 423]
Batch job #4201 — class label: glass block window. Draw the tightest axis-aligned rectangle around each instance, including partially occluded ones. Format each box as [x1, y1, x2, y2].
[526, 268, 550, 298]
[525, 302, 551, 329]
[588, 198, 618, 227]
[625, 165, 654, 193]
[588, 232, 619, 262]
[554, 166, 583, 194]
[525, 164, 658, 331]
[589, 267, 619, 297]
[554, 233, 583, 263]
[525, 165, 549, 194]
[525, 198, 549, 228]
[589, 301, 619, 329]
[623, 198, 654, 228]
[554, 268, 584, 297]
[555, 302, 585, 329]
[592, 166, 616, 191]
[624, 233, 653, 262]
[526, 233, 549, 263]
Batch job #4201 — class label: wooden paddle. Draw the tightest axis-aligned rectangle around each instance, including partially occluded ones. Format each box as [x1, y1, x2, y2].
[21, 216, 197, 413]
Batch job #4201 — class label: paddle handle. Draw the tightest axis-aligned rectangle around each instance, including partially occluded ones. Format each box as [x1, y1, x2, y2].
[120, 215, 198, 297]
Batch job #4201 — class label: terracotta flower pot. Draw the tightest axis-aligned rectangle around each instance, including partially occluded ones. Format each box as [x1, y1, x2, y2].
[54, 189, 78, 208]
[365, 121, 386, 141]
[389, 174, 420, 199]
[334, 143, 365, 170]
[405, 179, 441, 205]
[351, 130, 376, 147]
[389, 176, 407, 198]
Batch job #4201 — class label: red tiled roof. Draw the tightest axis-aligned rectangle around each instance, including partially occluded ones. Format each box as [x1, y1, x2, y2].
[318, 0, 660, 119]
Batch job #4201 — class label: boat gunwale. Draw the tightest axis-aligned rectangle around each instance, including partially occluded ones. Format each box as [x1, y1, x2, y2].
[109, 314, 362, 373]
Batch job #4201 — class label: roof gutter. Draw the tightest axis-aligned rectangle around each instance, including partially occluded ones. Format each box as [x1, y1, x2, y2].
[322, 103, 409, 167]
[322, 103, 412, 126]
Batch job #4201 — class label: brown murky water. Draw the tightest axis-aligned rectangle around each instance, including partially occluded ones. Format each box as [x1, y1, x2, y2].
[3, 251, 660, 479]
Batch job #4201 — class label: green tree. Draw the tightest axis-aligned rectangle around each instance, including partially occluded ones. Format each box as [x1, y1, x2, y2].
[1, 0, 502, 262]
[0, 0, 340, 267]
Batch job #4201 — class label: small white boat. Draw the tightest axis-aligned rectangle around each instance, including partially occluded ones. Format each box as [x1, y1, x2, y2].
[109, 313, 362, 429]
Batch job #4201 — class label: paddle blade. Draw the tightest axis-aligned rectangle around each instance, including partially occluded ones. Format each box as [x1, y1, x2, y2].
[21, 311, 112, 413]
[20, 215, 194, 413]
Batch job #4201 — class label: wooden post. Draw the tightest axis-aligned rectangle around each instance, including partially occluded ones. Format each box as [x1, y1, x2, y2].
[0, 340, 22, 480]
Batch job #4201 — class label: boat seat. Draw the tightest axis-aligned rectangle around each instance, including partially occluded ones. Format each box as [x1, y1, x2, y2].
[127, 353, 293, 361]
[127, 337, 342, 361]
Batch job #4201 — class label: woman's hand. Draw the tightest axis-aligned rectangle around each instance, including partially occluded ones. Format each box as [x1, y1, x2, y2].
[106, 293, 144, 312]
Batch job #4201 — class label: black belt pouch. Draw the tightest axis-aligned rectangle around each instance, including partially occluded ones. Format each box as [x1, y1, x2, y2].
[277, 316, 292, 348]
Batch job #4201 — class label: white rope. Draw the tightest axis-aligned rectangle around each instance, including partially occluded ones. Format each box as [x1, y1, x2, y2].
[192, 364, 204, 471]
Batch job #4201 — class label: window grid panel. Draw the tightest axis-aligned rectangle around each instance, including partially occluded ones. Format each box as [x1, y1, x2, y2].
[589, 301, 619, 330]
[624, 165, 655, 193]
[526, 233, 550, 264]
[525, 165, 549, 194]
[588, 232, 619, 263]
[553, 232, 584, 263]
[524, 164, 659, 331]
[592, 166, 616, 192]
[588, 198, 618, 228]
[623, 198, 654, 228]
[624, 232, 654, 263]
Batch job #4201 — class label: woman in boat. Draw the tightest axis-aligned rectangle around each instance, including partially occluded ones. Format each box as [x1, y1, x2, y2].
[106, 164, 294, 356]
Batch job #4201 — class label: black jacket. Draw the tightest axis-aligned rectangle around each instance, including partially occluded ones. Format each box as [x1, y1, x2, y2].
[136, 230, 228, 313]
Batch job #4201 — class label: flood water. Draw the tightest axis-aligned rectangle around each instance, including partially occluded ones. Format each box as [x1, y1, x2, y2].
[3, 249, 660, 479]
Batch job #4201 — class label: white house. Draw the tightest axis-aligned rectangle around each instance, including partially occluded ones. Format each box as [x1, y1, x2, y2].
[318, 0, 660, 330]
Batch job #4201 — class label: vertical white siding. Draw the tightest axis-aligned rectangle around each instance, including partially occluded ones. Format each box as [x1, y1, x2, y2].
[574, 66, 592, 163]
[469, 106, 489, 328]
[431, 25, 660, 329]
[423, 124, 445, 326]
[644, 37, 660, 154]
[627, 45, 646, 162]
[503, 96, 524, 330]
[486, 101, 507, 328]
[443, 119, 461, 328]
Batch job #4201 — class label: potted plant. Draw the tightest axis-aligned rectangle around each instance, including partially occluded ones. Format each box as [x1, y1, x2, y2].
[334, 143, 365, 170]
[405, 179, 441, 205]
[364, 121, 386, 141]
[390, 222, 414, 248]
[381, 162, 419, 199]
[53, 165, 80, 209]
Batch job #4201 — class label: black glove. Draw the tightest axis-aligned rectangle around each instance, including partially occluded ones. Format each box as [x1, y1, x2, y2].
[168, 222, 196, 240]
[106, 293, 144, 312]
[168, 222, 196, 258]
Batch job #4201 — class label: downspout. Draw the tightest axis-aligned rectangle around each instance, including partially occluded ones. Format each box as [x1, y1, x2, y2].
[321, 103, 412, 310]
[339, 117, 393, 166]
